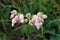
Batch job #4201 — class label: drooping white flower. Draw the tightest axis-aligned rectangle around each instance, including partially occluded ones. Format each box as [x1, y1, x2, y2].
[10, 10, 17, 19]
[35, 19, 43, 30]
[11, 10, 17, 15]
[31, 15, 44, 30]
[37, 12, 43, 17]
[37, 12, 47, 19]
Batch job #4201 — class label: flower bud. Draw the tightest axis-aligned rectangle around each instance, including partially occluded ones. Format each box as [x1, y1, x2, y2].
[29, 20, 33, 26]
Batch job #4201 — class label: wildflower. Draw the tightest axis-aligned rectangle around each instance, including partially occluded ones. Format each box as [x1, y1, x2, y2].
[35, 19, 43, 30]
[31, 15, 44, 30]
[11, 14, 25, 27]
[11, 10, 17, 15]
[26, 13, 31, 19]
[37, 12, 47, 19]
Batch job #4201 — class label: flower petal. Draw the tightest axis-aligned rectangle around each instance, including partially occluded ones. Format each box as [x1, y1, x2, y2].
[11, 10, 17, 15]
[12, 18, 17, 26]
[42, 14, 47, 19]
[10, 14, 14, 19]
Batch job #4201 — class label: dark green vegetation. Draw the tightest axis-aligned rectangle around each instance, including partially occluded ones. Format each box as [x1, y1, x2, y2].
[0, 0, 60, 40]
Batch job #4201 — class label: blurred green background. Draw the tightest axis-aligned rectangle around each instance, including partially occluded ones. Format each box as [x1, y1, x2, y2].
[0, 0, 60, 40]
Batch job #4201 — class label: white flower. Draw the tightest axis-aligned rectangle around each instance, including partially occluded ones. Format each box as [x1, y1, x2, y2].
[11, 10, 17, 15]
[26, 13, 31, 19]
[37, 12, 43, 17]
[10, 10, 17, 19]
[37, 12, 47, 19]
[35, 19, 43, 30]
[31, 15, 44, 30]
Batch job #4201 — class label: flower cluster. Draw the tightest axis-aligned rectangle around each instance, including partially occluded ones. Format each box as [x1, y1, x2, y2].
[29, 12, 47, 30]
[10, 10, 47, 30]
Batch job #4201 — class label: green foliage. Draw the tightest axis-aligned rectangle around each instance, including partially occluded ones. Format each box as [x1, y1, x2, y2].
[0, 0, 60, 40]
